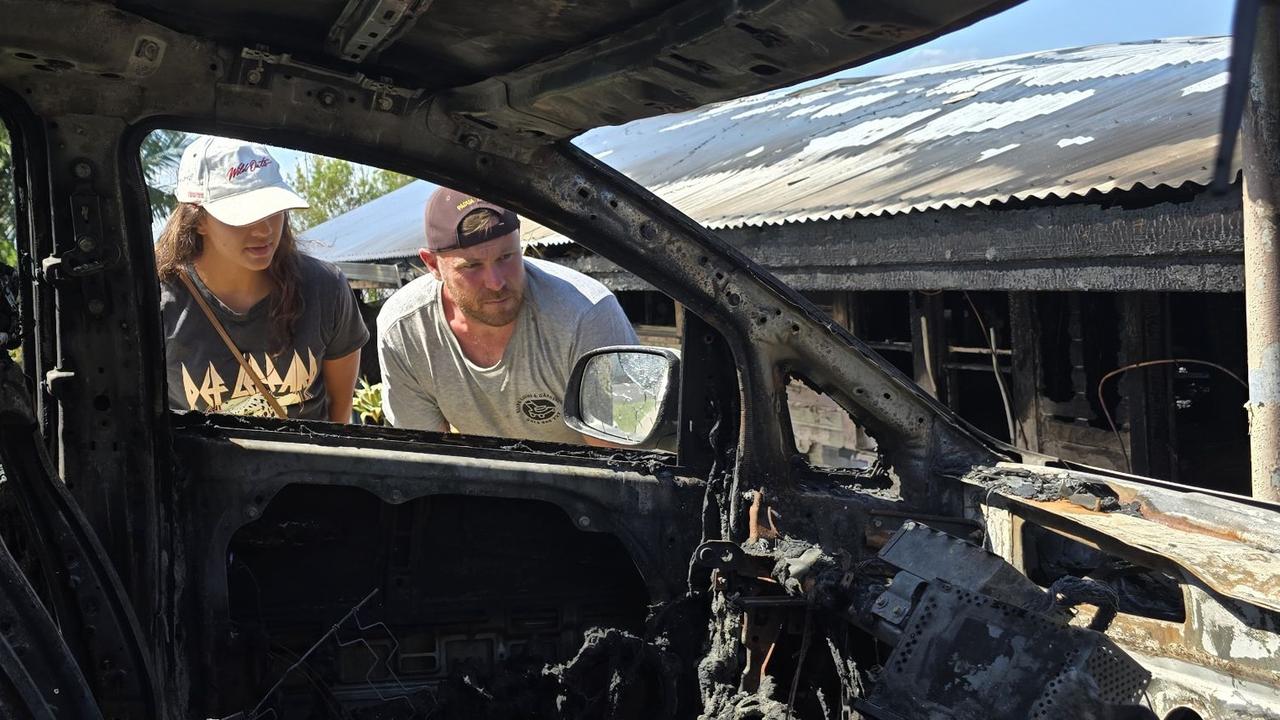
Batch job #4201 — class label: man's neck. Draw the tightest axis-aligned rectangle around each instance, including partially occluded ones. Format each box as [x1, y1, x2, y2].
[441, 287, 518, 368]
[192, 255, 273, 314]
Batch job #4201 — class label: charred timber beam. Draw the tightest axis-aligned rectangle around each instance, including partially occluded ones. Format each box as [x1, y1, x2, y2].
[1243, 4, 1280, 501]
[551, 191, 1244, 293]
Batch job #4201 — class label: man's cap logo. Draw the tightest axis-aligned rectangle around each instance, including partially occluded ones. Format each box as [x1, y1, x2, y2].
[456, 197, 479, 211]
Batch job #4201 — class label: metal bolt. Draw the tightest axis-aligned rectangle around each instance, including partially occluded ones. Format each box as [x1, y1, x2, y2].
[390, 489, 403, 502]
[940, 582, 952, 593]
[872, 518, 884, 528]
[77, 235, 96, 253]
[72, 161, 92, 179]
[136, 39, 160, 61]
[577, 515, 591, 528]
[376, 95, 394, 111]
[460, 134, 481, 150]
[318, 89, 338, 107]
[874, 597, 887, 608]
[246, 506, 259, 519]
[87, 299, 105, 315]
[891, 606, 903, 617]
[246, 68, 263, 85]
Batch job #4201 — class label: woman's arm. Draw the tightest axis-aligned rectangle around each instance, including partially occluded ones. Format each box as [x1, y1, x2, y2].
[322, 349, 362, 422]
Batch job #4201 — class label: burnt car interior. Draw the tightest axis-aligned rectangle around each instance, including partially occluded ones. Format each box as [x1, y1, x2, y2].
[1, 1, 1279, 719]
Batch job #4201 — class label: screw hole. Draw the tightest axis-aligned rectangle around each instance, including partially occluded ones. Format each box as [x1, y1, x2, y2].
[577, 187, 591, 199]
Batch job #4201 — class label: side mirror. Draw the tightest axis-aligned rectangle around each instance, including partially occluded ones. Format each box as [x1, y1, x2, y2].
[564, 346, 680, 449]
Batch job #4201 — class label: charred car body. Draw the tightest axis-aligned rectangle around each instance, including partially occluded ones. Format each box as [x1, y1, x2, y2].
[0, 1, 1278, 719]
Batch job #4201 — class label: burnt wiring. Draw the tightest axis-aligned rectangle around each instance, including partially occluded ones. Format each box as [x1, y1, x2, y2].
[962, 292, 1018, 446]
[784, 600, 815, 720]
[1096, 359, 1249, 473]
[244, 588, 419, 720]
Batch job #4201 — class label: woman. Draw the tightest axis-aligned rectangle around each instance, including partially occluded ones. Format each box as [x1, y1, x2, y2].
[156, 135, 367, 421]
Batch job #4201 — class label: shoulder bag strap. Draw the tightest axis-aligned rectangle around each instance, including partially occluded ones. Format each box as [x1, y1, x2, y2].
[178, 270, 288, 419]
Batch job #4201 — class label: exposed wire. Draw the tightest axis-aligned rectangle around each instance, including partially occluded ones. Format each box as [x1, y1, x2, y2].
[1096, 358, 1249, 474]
[784, 600, 815, 720]
[962, 292, 1018, 445]
[248, 589, 391, 719]
[332, 601, 422, 713]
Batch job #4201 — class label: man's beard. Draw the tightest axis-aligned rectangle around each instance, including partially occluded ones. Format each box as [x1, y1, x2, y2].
[452, 284, 525, 327]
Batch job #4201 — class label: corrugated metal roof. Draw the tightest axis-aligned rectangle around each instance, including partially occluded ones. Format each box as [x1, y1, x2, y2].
[307, 36, 1234, 260]
[303, 179, 439, 263]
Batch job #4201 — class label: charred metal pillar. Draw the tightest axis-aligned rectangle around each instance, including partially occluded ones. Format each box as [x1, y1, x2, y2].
[1243, 3, 1280, 500]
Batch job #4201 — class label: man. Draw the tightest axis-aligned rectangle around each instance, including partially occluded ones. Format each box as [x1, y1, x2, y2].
[377, 187, 639, 443]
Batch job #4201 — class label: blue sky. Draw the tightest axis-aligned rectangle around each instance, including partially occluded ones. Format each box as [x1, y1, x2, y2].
[838, 0, 1233, 78]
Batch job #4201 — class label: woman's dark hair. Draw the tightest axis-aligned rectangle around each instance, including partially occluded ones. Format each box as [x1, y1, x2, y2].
[155, 203, 303, 353]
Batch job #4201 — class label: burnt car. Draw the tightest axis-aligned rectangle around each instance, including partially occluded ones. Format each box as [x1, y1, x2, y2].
[0, 1, 1278, 719]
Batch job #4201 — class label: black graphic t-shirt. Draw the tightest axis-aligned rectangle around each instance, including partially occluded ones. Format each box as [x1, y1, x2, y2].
[160, 254, 369, 420]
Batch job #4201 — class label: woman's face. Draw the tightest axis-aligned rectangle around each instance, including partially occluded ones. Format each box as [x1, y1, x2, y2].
[197, 211, 285, 273]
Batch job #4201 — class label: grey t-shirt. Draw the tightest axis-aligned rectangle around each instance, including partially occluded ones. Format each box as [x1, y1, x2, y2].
[377, 257, 639, 443]
[160, 254, 369, 420]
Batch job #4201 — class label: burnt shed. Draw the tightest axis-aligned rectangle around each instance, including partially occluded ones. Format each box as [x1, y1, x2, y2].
[310, 36, 1249, 493]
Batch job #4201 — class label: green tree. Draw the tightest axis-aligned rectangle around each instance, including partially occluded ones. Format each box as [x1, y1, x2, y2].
[288, 156, 412, 232]
[0, 127, 15, 267]
[141, 130, 192, 222]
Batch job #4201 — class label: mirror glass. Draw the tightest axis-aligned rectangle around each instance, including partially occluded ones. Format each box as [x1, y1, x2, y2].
[578, 352, 670, 442]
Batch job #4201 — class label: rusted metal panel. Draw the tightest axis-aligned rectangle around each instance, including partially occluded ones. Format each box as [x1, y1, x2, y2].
[544, 36, 1233, 235]
[975, 464, 1280, 613]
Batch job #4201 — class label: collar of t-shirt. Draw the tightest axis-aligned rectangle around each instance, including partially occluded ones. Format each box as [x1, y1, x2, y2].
[185, 263, 271, 324]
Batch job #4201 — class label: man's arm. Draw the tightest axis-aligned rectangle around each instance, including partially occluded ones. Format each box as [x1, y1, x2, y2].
[322, 349, 361, 423]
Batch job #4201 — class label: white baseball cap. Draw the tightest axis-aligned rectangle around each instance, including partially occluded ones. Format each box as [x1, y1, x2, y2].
[175, 135, 309, 227]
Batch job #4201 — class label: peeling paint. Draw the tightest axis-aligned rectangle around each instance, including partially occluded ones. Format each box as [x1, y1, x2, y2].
[728, 85, 847, 120]
[801, 109, 941, 156]
[1182, 71, 1230, 96]
[903, 90, 1096, 142]
[978, 143, 1019, 161]
[1057, 135, 1095, 147]
[811, 91, 899, 119]
[1247, 342, 1280, 404]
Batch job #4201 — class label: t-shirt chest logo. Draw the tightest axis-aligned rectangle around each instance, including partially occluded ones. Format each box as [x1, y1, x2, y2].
[518, 393, 559, 424]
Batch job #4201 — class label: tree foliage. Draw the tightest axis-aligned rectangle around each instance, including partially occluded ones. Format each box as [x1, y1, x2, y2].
[141, 130, 192, 222]
[288, 156, 413, 232]
[0, 128, 15, 267]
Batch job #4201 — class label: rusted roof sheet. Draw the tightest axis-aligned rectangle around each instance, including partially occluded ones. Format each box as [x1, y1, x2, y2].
[524, 36, 1233, 243]
[308, 37, 1233, 260]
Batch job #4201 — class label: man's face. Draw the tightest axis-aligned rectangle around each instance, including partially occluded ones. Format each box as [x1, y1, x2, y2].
[422, 232, 526, 327]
